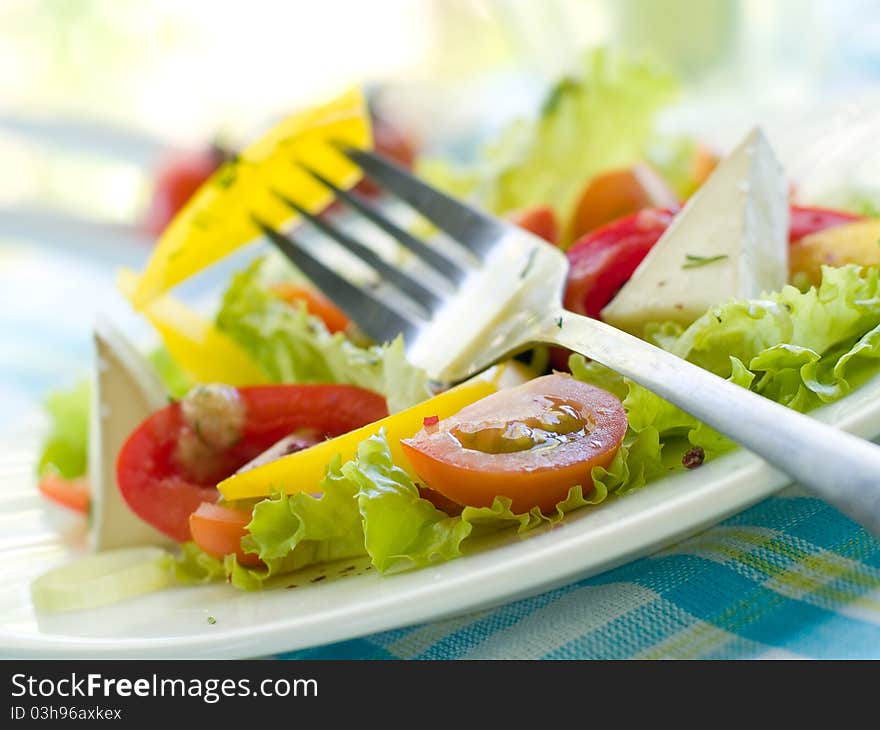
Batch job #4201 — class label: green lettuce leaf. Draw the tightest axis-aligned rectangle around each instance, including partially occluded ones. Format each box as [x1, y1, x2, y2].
[37, 380, 91, 479]
[422, 49, 677, 236]
[216, 258, 431, 412]
[162, 542, 226, 585]
[381, 337, 431, 415]
[486, 49, 676, 224]
[147, 346, 194, 400]
[590, 426, 665, 497]
[224, 431, 595, 589]
[348, 433, 471, 572]
[231, 454, 368, 589]
[573, 264, 880, 486]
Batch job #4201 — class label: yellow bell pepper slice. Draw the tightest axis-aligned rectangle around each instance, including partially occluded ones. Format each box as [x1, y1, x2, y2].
[132, 87, 371, 308]
[218, 379, 497, 501]
[118, 268, 266, 386]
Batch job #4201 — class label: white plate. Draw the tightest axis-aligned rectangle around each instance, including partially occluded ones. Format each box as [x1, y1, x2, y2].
[3, 371, 880, 659]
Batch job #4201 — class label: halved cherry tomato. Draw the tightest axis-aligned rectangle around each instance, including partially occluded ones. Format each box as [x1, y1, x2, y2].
[189, 502, 262, 567]
[38, 474, 90, 514]
[789, 205, 863, 243]
[271, 282, 351, 333]
[117, 384, 388, 542]
[567, 165, 678, 244]
[509, 205, 559, 245]
[401, 374, 627, 513]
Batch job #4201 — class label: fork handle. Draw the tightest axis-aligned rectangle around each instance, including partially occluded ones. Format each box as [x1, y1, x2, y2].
[543, 310, 880, 536]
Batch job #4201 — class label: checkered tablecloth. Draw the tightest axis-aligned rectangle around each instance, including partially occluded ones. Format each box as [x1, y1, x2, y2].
[280, 493, 880, 659]
[5, 241, 880, 660]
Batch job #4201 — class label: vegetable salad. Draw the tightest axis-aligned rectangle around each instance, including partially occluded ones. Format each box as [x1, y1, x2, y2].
[33, 50, 880, 609]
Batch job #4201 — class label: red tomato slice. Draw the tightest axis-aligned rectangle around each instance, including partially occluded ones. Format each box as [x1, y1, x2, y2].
[564, 208, 675, 319]
[789, 205, 862, 243]
[508, 205, 559, 245]
[117, 384, 388, 542]
[189, 502, 261, 567]
[38, 474, 90, 514]
[401, 374, 627, 513]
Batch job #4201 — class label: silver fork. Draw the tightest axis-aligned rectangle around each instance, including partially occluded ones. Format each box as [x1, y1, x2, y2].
[252, 146, 880, 536]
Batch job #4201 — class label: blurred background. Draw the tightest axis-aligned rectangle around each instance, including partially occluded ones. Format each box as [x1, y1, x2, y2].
[2, 0, 880, 432]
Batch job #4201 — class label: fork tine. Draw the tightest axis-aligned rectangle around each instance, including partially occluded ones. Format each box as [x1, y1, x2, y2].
[334, 144, 507, 260]
[274, 191, 443, 313]
[252, 217, 421, 344]
[296, 162, 467, 284]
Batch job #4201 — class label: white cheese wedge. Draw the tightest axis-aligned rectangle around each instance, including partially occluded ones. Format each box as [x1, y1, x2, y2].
[600, 128, 789, 334]
[88, 318, 175, 550]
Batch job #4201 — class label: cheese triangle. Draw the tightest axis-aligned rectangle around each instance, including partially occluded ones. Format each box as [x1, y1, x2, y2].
[88, 318, 175, 550]
[601, 128, 789, 335]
